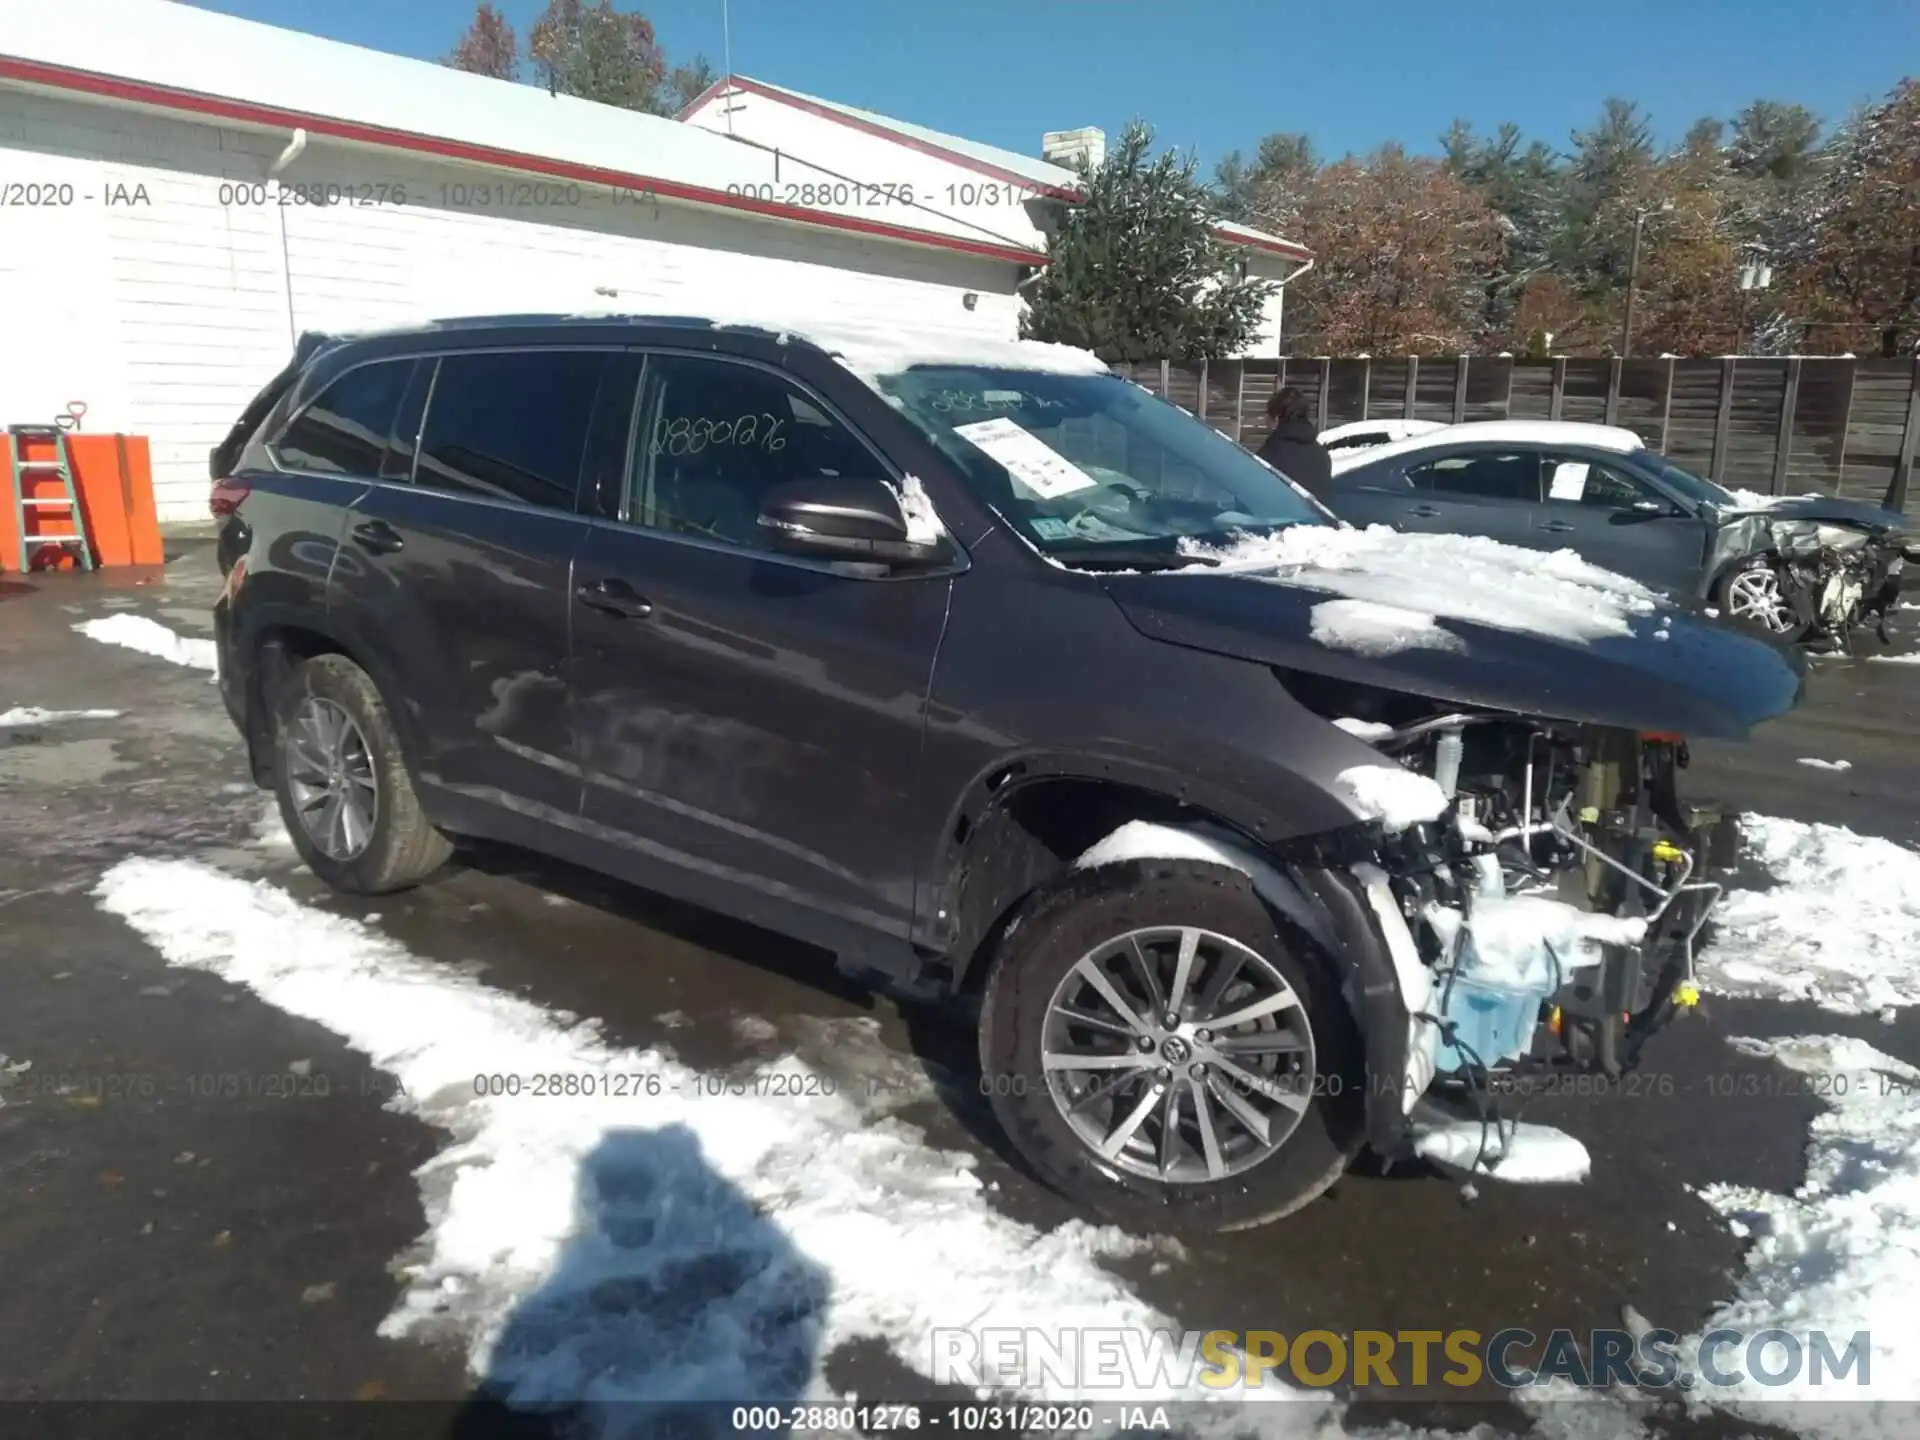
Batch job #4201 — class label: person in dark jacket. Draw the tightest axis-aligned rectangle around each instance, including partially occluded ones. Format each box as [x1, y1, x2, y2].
[1254, 385, 1333, 500]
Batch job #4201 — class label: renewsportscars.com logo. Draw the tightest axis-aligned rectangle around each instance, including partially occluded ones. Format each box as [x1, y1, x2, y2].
[930, 1327, 1874, 1393]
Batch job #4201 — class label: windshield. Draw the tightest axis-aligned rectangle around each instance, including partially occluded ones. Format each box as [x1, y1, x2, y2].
[877, 366, 1333, 566]
[1640, 454, 1738, 508]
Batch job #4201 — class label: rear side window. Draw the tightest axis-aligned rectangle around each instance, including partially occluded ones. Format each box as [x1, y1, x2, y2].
[274, 360, 413, 475]
[1406, 452, 1540, 502]
[414, 350, 604, 510]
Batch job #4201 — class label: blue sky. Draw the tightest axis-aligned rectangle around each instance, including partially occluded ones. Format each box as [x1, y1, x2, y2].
[193, 0, 1916, 172]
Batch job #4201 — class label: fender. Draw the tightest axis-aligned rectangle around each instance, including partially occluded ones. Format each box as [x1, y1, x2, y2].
[918, 746, 1365, 957]
[234, 600, 433, 794]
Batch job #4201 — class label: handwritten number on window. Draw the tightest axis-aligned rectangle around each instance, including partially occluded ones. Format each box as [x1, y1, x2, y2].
[651, 414, 787, 457]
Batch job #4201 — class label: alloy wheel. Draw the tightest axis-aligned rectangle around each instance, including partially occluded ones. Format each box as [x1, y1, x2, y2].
[1724, 568, 1796, 633]
[285, 696, 379, 861]
[1040, 926, 1317, 1183]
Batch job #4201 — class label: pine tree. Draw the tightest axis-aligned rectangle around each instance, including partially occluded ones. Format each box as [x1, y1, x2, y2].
[1025, 123, 1273, 362]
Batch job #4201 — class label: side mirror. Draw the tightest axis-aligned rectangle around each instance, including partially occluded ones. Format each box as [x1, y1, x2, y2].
[757, 476, 944, 565]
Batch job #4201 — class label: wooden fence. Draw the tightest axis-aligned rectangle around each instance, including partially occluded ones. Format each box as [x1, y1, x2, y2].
[1111, 356, 1920, 514]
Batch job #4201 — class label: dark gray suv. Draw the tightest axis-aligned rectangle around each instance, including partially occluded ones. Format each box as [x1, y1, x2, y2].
[208, 314, 1804, 1231]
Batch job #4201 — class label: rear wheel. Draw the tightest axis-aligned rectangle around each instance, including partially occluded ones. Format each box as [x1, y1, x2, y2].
[271, 653, 451, 894]
[1715, 557, 1807, 643]
[979, 858, 1365, 1233]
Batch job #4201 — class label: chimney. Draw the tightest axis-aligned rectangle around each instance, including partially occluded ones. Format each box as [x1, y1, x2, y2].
[1042, 127, 1105, 171]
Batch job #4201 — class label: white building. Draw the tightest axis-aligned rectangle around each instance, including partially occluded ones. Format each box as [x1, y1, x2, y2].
[0, 1, 1045, 522]
[677, 77, 1314, 360]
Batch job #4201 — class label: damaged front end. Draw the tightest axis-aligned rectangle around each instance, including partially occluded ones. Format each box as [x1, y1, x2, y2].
[1716, 511, 1909, 648]
[1326, 710, 1731, 1180]
[1769, 519, 1906, 650]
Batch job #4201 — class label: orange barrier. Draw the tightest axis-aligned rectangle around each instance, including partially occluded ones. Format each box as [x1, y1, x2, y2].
[2, 433, 164, 571]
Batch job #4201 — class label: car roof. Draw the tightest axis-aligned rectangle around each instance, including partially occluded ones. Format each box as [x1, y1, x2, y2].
[301, 311, 1114, 386]
[1328, 419, 1648, 473]
[1318, 418, 1447, 444]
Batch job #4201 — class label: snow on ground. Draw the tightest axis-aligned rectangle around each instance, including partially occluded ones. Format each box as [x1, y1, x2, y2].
[1699, 816, 1920, 1015]
[1181, 525, 1662, 646]
[1671, 1035, 1920, 1436]
[1308, 599, 1464, 658]
[1796, 758, 1854, 772]
[73, 615, 218, 675]
[94, 858, 1347, 1434]
[0, 706, 122, 727]
[1869, 653, 1920, 665]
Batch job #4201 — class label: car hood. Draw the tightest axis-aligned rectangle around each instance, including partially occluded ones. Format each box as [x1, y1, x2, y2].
[1101, 526, 1806, 740]
[1717, 494, 1912, 535]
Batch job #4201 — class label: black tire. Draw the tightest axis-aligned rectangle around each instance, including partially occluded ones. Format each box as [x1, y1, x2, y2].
[1713, 556, 1809, 644]
[979, 858, 1366, 1233]
[270, 653, 452, 894]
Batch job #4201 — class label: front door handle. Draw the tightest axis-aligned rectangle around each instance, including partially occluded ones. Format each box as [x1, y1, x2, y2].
[576, 578, 653, 619]
[350, 519, 405, 554]
[1408, 505, 1442, 519]
[1540, 520, 1578, 533]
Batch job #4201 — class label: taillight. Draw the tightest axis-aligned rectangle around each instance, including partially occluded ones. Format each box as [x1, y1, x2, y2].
[210, 479, 252, 517]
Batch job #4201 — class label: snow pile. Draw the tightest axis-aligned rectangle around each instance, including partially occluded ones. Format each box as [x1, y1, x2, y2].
[1701, 816, 1920, 1014]
[1411, 1116, 1592, 1184]
[1870, 653, 1920, 666]
[93, 859, 1333, 1427]
[1308, 599, 1464, 658]
[1182, 525, 1663, 646]
[73, 615, 218, 675]
[1457, 894, 1648, 990]
[1676, 1034, 1920, 1428]
[1330, 716, 1396, 740]
[1797, 757, 1853, 772]
[0, 706, 121, 727]
[1334, 764, 1450, 833]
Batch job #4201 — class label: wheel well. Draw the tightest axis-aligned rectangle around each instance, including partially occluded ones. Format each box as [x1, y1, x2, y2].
[942, 775, 1263, 996]
[243, 624, 349, 785]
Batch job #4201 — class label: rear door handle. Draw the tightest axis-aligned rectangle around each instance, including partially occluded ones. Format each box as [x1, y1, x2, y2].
[1408, 505, 1442, 518]
[350, 519, 404, 554]
[1540, 520, 1578, 533]
[576, 577, 653, 619]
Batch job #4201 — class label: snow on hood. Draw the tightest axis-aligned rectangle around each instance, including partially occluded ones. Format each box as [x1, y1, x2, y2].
[1180, 525, 1664, 647]
[1309, 598, 1465, 658]
[1700, 815, 1920, 1015]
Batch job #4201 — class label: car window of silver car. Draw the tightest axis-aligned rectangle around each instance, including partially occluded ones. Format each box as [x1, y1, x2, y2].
[1542, 455, 1663, 511]
[1404, 452, 1541, 502]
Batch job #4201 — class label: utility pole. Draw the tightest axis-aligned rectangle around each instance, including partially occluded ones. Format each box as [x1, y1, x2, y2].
[1619, 201, 1672, 358]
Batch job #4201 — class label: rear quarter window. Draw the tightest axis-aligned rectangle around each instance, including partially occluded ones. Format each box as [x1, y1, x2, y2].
[273, 360, 415, 476]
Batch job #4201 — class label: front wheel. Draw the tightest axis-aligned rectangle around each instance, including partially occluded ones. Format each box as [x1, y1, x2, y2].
[1714, 557, 1808, 643]
[979, 858, 1365, 1233]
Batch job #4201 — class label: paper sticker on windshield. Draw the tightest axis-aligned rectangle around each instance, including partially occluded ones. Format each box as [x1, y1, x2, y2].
[1548, 462, 1590, 501]
[1029, 517, 1073, 540]
[953, 417, 1098, 499]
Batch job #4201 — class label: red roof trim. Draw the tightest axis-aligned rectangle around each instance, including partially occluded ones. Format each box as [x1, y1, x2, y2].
[0, 56, 1051, 267]
[1219, 229, 1313, 263]
[697, 76, 1312, 264]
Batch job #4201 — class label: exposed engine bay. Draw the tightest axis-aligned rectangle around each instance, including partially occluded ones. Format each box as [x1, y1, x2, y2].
[1333, 705, 1731, 1171]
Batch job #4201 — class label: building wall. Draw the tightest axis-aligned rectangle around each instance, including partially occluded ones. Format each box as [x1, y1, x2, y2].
[1, 90, 1024, 523]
